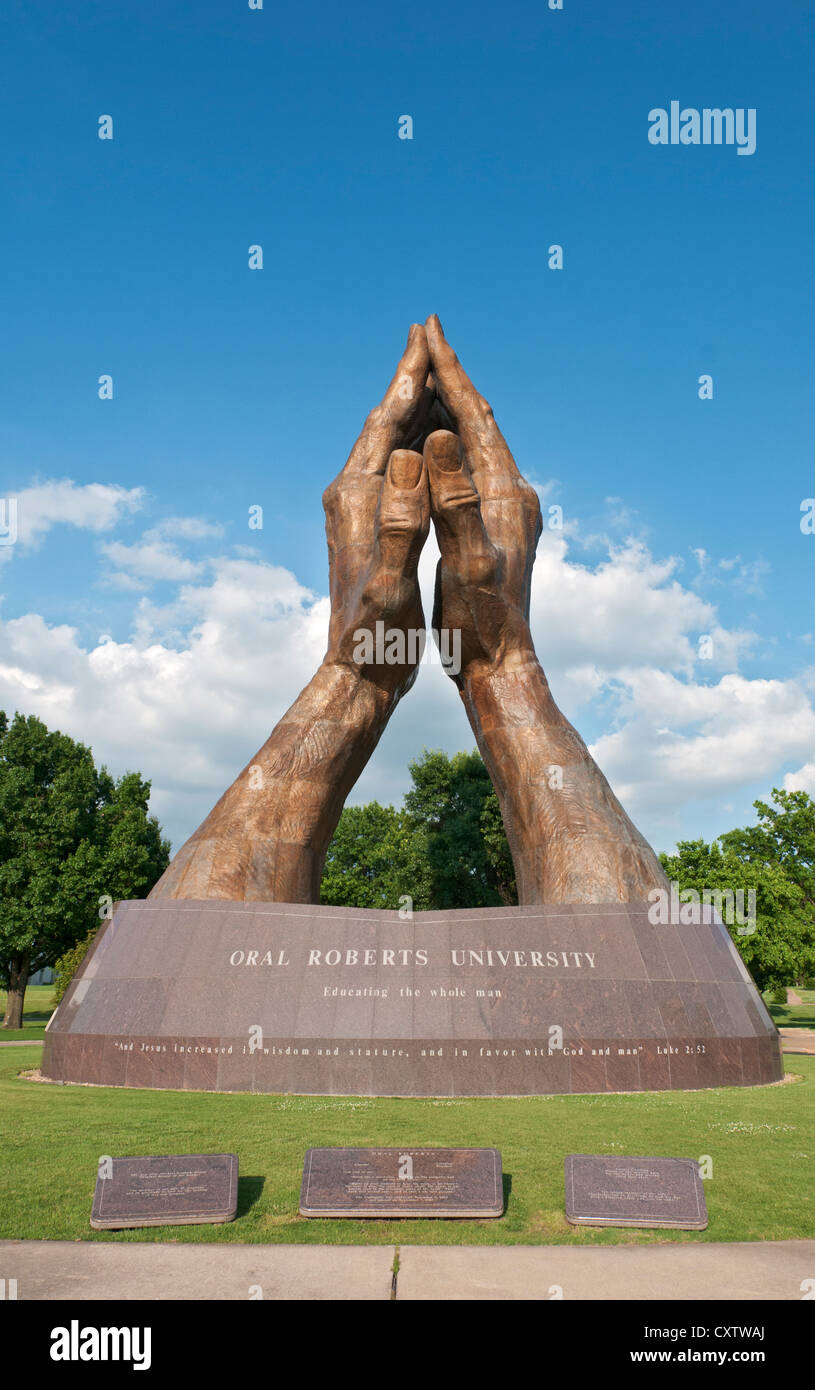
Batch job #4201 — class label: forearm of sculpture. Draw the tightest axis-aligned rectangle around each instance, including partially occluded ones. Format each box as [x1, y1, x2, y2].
[149, 659, 400, 903]
[151, 326, 435, 906]
[420, 318, 669, 906]
[460, 653, 669, 904]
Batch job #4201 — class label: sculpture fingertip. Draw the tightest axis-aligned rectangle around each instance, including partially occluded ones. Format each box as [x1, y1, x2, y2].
[389, 449, 424, 490]
[424, 429, 461, 473]
[406, 323, 429, 356]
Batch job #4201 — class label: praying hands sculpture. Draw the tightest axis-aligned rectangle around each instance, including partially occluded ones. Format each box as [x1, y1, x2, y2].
[150, 317, 667, 905]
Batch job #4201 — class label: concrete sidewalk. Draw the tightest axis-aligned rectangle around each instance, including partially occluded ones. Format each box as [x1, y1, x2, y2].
[396, 1241, 815, 1301]
[2, 1239, 813, 1301]
[779, 1027, 815, 1055]
[0, 1240, 394, 1301]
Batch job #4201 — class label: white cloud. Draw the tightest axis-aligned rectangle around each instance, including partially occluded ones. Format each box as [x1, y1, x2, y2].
[101, 538, 206, 585]
[529, 534, 754, 699]
[100, 516, 226, 587]
[716, 554, 771, 596]
[0, 557, 327, 843]
[591, 672, 815, 808]
[5, 480, 144, 549]
[785, 761, 815, 796]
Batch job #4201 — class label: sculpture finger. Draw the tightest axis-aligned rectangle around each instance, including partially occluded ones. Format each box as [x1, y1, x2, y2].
[405, 373, 453, 452]
[341, 324, 431, 478]
[375, 448, 430, 581]
[425, 315, 521, 480]
[424, 429, 498, 584]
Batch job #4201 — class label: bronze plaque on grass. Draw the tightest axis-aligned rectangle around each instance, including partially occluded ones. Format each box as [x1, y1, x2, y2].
[565, 1154, 708, 1230]
[90, 1153, 239, 1229]
[300, 1147, 503, 1218]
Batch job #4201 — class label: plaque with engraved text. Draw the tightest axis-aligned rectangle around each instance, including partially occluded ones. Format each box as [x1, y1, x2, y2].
[90, 1153, 239, 1229]
[300, 1147, 503, 1218]
[565, 1154, 708, 1229]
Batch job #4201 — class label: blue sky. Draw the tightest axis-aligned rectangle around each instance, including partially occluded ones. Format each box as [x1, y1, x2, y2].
[1, 0, 814, 856]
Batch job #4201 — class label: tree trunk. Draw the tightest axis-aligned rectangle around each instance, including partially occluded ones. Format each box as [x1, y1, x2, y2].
[1, 954, 30, 1030]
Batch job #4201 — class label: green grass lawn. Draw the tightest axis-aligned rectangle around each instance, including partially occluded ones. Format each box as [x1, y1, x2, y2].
[0, 1047, 812, 1247]
[0, 985, 54, 1041]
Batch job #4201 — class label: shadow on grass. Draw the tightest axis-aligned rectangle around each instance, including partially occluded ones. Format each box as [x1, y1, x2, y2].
[769, 1005, 815, 1029]
[236, 1176, 266, 1218]
[502, 1171, 512, 1215]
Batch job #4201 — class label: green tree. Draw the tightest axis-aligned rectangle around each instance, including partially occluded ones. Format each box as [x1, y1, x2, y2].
[480, 789, 517, 905]
[659, 836, 814, 993]
[404, 749, 517, 908]
[320, 802, 432, 910]
[719, 788, 815, 919]
[0, 711, 170, 1029]
[319, 750, 518, 911]
[52, 927, 99, 1006]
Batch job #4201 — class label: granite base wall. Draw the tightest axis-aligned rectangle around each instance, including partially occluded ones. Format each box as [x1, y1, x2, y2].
[41, 899, 783, 1096]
